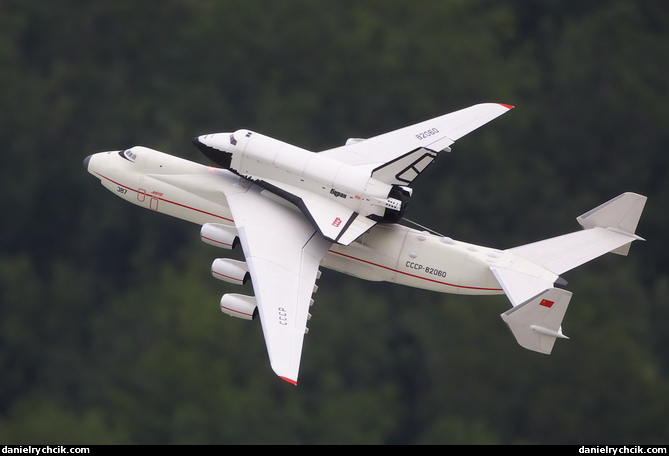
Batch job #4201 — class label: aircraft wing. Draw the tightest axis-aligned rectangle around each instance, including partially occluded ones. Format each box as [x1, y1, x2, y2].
[222, 177, 331, 385]
[319, 103, 513, 185]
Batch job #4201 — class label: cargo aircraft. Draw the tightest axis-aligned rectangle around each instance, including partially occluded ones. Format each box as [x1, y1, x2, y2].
[84, 103, 647, 385]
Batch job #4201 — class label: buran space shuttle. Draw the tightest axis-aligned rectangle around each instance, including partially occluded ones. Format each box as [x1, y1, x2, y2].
[192, 104, 512, 245]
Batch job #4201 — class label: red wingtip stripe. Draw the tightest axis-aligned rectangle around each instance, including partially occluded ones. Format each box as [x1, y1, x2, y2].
[280, 376, 298, 385]
[499, 103, 515, 110]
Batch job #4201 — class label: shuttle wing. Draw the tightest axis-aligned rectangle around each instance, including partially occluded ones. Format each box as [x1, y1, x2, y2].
[319, 103, 513, 185]
[252, 178, 377, 245]
[222, 177, 331, 384]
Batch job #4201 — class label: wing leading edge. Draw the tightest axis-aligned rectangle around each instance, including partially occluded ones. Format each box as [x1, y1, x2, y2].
[222, 177, 332, 384]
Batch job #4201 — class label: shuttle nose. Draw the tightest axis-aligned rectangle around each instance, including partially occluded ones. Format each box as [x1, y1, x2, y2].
[193, 136, 233, 169]
[83, 154, 92, 170]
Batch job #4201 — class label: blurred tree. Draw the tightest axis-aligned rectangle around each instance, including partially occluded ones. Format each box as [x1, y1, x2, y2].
[0, 0, 667, 445]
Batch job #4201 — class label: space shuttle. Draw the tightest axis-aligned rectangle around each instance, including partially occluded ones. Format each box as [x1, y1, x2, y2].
[193, 103, 513, 245]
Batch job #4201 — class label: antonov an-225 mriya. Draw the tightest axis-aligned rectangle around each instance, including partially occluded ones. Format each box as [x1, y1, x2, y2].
[84, 103, 647, 385]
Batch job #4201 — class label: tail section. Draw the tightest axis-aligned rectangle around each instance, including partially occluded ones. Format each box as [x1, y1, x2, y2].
[576, 192, 646, 256]
[576, 192, 646, 235]
[508, 193, 646, 275]
[501, 288, 572, 354]
[495, 192, 647, 354]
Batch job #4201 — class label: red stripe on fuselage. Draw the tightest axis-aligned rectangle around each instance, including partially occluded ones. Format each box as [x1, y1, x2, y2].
[326, 250, 502, 292]
[94, 171, 234, 223]
[95, 171, 501, 292]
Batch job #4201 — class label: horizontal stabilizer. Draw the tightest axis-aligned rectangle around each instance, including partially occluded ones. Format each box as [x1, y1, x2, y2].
[501, 288, 572, 354]
[509, 193, 647, 274]
[490, 266, 557, 307]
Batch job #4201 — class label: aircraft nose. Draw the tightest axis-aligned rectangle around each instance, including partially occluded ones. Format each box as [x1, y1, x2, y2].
[83, 154, 92, 170]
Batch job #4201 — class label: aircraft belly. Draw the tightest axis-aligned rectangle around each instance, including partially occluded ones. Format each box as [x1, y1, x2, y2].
[323, 223, 503, 295]
[321, 249, 388, 282]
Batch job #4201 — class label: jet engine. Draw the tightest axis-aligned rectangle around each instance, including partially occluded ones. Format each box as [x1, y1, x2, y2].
[220, 293, 257, 320]
[201, 223, 239, 249]
[212, 258, 250, 285]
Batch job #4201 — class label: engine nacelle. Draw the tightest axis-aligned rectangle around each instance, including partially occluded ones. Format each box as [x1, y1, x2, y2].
[220, 293, 257, 320]
[201, 223, 239, 249]
[212, 258, 250, 285]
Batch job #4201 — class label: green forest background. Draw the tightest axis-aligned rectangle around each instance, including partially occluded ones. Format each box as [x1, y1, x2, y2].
[1, 0, 668, 445]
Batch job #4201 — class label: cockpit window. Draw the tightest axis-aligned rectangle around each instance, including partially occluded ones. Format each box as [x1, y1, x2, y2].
[229, 134, 237, 146]
[119, 149, 137, 162]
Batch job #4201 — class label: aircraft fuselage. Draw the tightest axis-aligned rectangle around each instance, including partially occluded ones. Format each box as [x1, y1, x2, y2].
[194, 130, 408, 223]
[85, 146, 510, 297]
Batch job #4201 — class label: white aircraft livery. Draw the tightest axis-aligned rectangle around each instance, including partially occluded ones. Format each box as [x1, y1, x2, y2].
[84, 103, 647, 385]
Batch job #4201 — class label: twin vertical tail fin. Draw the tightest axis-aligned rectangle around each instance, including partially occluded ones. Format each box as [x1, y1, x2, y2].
[575, 192, 647, 256]
[507, 192, 647, 276]
[501, 288, 572, 354]
[496, 192, 647, 355]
